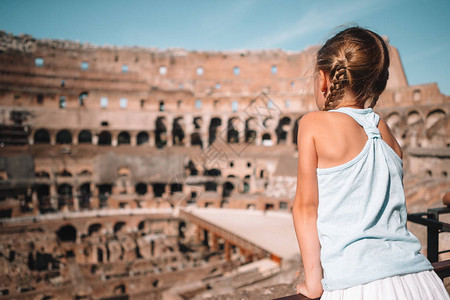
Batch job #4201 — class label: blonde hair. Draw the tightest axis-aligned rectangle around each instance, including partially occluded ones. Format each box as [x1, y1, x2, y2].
[317, 26, 390, 110]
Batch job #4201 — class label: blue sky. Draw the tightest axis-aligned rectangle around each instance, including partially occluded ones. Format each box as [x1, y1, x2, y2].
[1, 0, 449, 95]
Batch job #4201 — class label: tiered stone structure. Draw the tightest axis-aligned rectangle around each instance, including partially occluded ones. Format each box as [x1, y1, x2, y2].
[0, 31, 449, 299]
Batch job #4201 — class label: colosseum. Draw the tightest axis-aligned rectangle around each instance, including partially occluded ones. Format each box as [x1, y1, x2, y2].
[0, 30, 449, 299]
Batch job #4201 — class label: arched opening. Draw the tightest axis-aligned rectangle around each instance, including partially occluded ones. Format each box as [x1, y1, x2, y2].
[170, 183, 182, 194]
[57, 184, 72, 209]
[118, 131, 130, 145]
[190, 132, 203, 148]
[155, 117, 167, 149]
[276, 117, 291, 144]
[243, 175, 251, 193]
[222, 181, 234, 197]
[425, 109, 446, 143]
[98, 184, 112, 208]
[172, 117, 185, 145]
[78, 92, 88, 107]
[56, 224, 77, 242]
[78, 130, 92, 144]
[88, 223, 102, 236]
[227, 118, 240, 143]
[209, 117, 222, 145]
[152, 183, 165, 198]
[135, 183, 147, 195]
[57, 169, 72, 177]
[36, 184, 51, 213]
[79, 183, 91, 209]
[245, 118, 257, 143]
[98, 131, 112, 146]
[137, 131, 149, 146]
[56, 130, 72, 144]
[188, 160, 198, 176]
[97, 248, 103, 263]
[114, 222, 126, 233]
[114, 284, 126, 294]
[262, 133, 273, 146]
[34, 129, 50, 144]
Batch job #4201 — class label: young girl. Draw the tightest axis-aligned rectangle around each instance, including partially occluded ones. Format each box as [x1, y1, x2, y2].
[293, 26, 449, 299]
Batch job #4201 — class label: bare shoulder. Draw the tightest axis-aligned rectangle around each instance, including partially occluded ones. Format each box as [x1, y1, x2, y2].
[298, 111, 328, 132]
[377, 118, 403, 159]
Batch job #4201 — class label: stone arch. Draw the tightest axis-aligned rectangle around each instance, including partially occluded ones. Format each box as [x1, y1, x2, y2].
[385, 112, 404, 143]
[118, 131, 131, 145]
[135, 182, 147, 195]
[88, 223, 102, 236]
[57, 183, 72, 209]
[425, 109, 447, 146]
[190, 132, 203, 148]
[56, 224, 77, 242]
[155, 117, 167, 149]
[98, 131, 112, 146]
[227, 117, 240, 143]
[262, 133, 273, 146]
[114, 221, 126, 233]
[137, 131, 149, 145]
[245, 117, 257, 143]
[172, 117, 185, 145]
[34, 129, 50, 144]
[222, 181, 234, 197]
[78, 130, 92, 144]
[35, 170, 50, 178]
[276, 116, 291, 144]
[56, 129, 72, 144]
[209, 117, 222, 145]
[406, 110, 423, 147]
[79, 182, 91, 209]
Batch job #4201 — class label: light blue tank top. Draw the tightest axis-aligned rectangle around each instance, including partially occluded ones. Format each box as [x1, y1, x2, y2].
[316, 107, 432, 291]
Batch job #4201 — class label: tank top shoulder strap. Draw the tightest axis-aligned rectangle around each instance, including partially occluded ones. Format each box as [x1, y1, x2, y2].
[329, 107, 381, 139]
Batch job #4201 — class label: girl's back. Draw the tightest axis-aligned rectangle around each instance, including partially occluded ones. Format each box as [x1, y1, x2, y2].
[311, 109, 402, 169]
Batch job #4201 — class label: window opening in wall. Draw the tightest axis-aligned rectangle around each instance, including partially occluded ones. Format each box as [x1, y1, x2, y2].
[271, 65, 277, 74]
[159, 66, 167, 75]
[159, 101, 165, 112]
[122, 64, 128, 73]
[196, 66, 204, 76]
[247, 162, 251, 168]
[37, 94, 44, 104]
[140, 99, 145, 108]
[179, 83, 183, 89]
[120, 98, 127, 109]
[59, 96, 66, 108]
[137, 131, 149, 145]
[413, 89, 421, 102]
[285, 99, 291, 108]
[101, 121, 109, 126]
[280, 201, 288, 210]
[61, 80, 65, 87]
[114, 55, 119, 62]
[177, 100, 182, 108]
[233, 66, 240, 76]
[231, 101, 238, 112]
[215, 83, 221, 89]
[291, 81, 295, 87]
[229, 161, 234, 167]
[195, 99, 202, 109]
[267, 99, 274, 109]
[79, 92, 88, 107]
[100, 97, 108, 108]
[213, 100, 219, 108]
[35, 57, 44, 67]
[81, 61, 89, 70]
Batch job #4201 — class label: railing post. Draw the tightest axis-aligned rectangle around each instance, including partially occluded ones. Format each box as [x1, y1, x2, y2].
[427, 211, 439, 263]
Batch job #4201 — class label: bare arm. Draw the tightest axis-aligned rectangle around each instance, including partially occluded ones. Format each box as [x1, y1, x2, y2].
[293, 113, 323, 298]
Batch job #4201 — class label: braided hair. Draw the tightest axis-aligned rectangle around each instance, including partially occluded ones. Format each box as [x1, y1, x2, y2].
[317, 26, 390, 111]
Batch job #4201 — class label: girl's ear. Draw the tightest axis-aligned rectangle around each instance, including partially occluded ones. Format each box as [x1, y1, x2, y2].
[318, 70, 329, 95]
